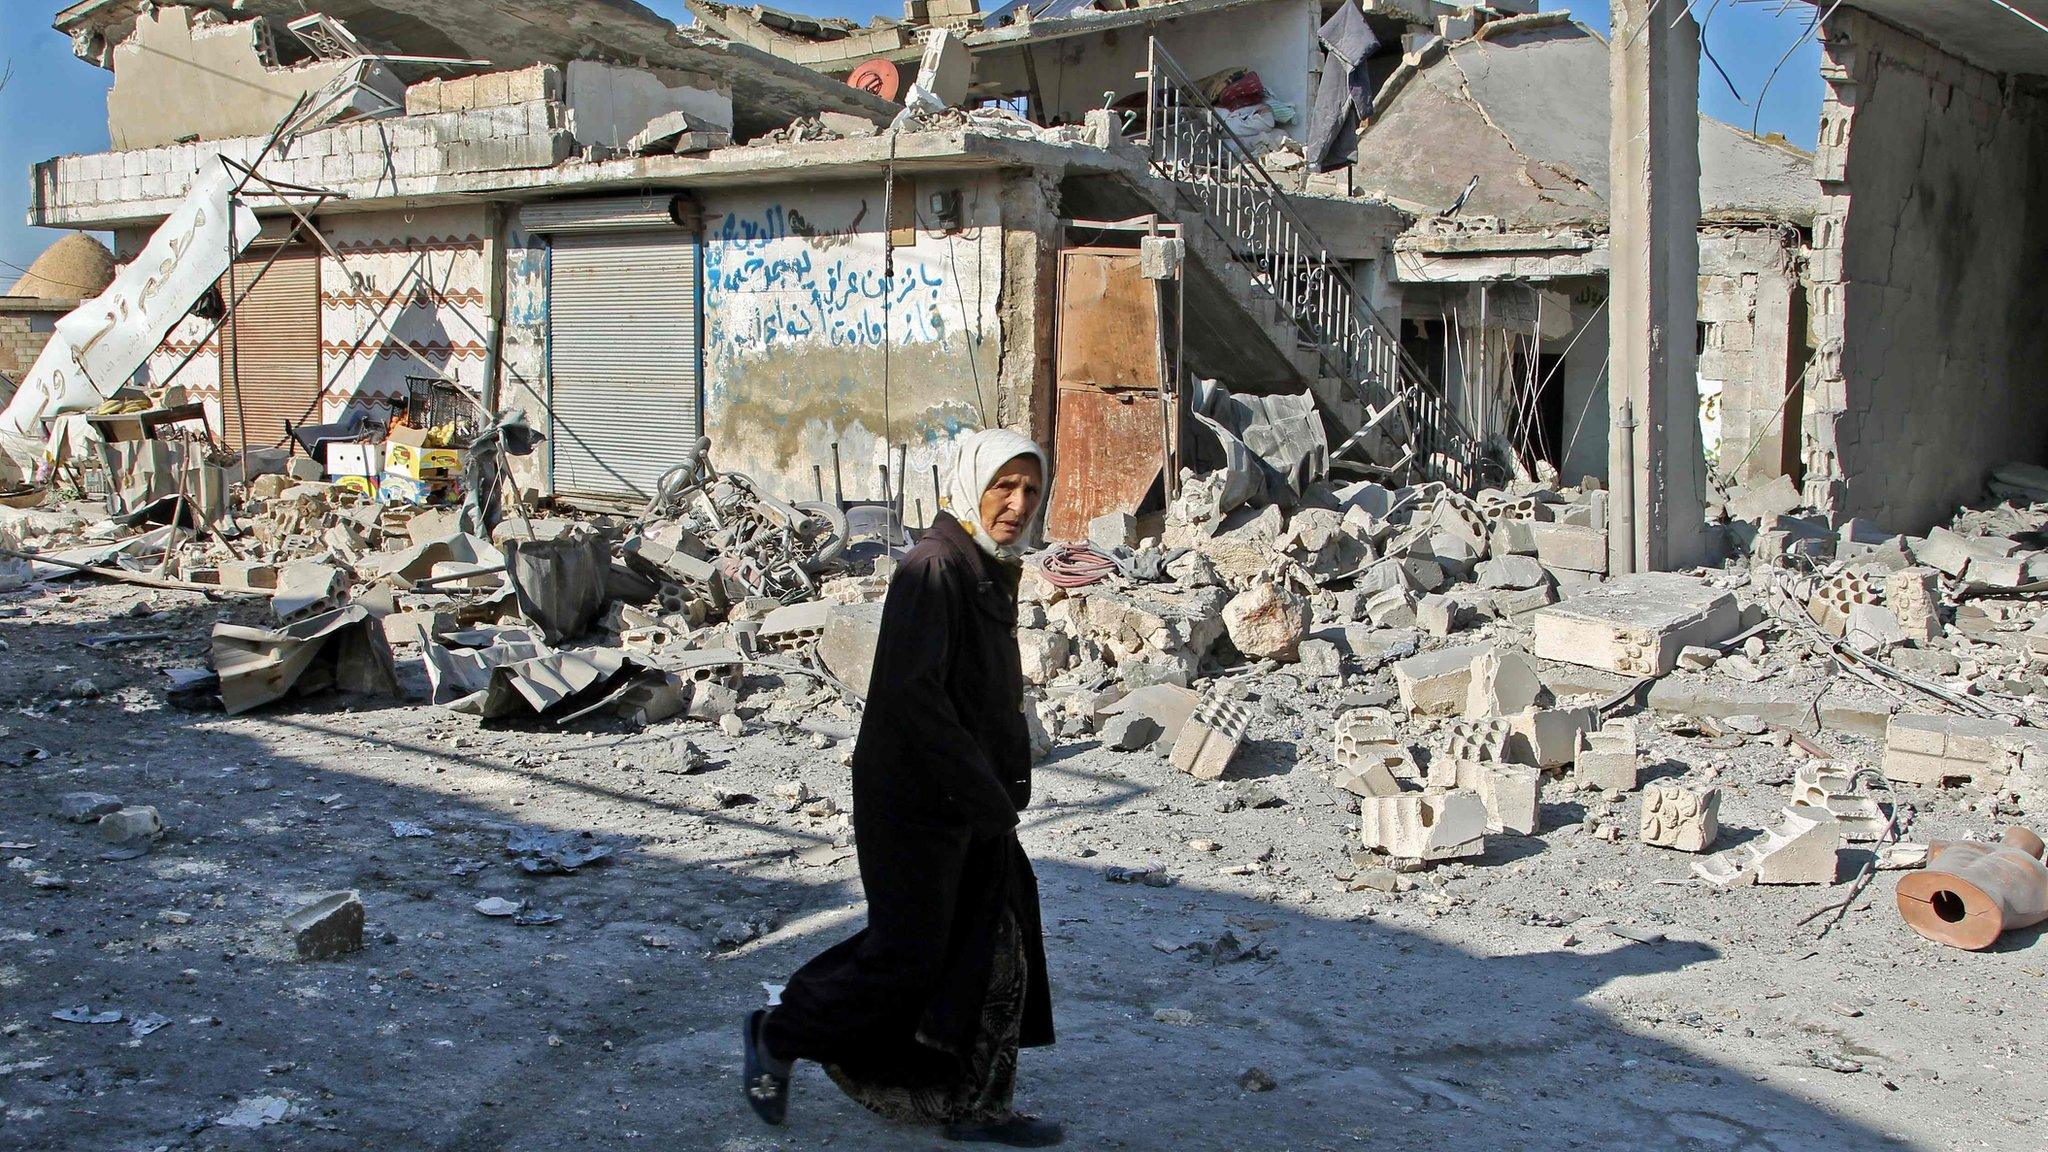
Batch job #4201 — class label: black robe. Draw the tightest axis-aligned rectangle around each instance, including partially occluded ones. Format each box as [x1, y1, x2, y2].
[764, 511, 1054, 1084]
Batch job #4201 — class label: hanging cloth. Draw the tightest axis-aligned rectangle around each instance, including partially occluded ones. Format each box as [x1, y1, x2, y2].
[1306, 1, 1379, 173]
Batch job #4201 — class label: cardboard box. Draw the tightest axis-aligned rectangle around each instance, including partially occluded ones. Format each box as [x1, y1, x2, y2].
[384, 426, 465, 480]
[325, 441, 383, 479]
[384, 441, 463, 481]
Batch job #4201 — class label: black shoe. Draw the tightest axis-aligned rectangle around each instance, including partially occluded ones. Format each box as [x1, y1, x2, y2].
[943, 1114, 1064, 1147]
[742, 1009, 789, 1126]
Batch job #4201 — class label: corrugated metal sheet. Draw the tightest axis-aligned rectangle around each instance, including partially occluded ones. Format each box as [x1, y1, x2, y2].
[522, 195, 695, 236]
[219, 248, 321, 451]
[547, 230, 701, 500]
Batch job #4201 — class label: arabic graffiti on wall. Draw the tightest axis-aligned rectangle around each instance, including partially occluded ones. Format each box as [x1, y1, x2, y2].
[702, 191, 981, 359]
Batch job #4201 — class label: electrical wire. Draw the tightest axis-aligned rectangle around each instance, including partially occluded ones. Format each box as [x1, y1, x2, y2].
[0, 254, 109, 296]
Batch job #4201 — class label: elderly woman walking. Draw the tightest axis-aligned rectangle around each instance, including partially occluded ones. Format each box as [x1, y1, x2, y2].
[743, 428, 1061, 1147]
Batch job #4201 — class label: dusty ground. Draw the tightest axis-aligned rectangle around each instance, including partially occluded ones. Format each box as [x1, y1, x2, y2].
[1, 579, 2041, 1152]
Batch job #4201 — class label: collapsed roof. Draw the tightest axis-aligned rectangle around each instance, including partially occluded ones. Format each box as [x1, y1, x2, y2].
[1354, 15, 1820, 229]
[53, 0, 898, 139]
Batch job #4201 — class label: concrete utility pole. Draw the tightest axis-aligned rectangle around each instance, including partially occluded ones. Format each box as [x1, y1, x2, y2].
[1608, 0, 1708, 574]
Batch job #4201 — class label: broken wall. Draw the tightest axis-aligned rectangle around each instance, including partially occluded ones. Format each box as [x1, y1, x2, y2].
[1699, 226, 1805, 488]
[1807, 9, 2048, 529]
[974, 0, 1318, 134]
[106, 6, 401, 151]
[696, 173, 1013, 511]
[561, 61, 736, 152]
[0, 302, 66, 389]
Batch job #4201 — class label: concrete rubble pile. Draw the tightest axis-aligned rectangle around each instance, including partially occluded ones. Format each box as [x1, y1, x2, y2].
[14, 430, 2048, 956]
[0, 442, 892, 741]
[1006, 449, 2048, 926]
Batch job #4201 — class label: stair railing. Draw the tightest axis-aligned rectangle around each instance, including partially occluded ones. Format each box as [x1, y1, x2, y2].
[1136, 37, 1482, 491]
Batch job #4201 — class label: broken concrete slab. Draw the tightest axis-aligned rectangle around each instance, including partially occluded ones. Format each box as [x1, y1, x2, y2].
[285, 891, 365, 961]
[1639, 784, 1719, 852]
[1532, 573, 1740, 676]
[1100, 683, 1202, 746]
[1843, 604, 1908, 653]
[1574, 721, 1639, 792]
[1725, 474, 1802, 522]
[1101, 713, 1164, 752]
[817, 601, 886, 699]
[1394, 643, 1489, 717]
[1358, 790, 1487, 861]
[1529, 521, 1608, 574]
[1170, 691, 1253, 780]
[1883, 712, 2048, 791]
[1476, 555, 1548, 590]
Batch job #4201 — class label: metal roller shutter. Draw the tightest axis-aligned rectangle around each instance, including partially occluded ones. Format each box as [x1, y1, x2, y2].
[547, 230, 701, 499]
[219, 248, 321, 451]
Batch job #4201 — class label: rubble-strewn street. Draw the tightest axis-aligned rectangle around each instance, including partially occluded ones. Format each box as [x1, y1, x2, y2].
[5, 0, 2048, 1148]
[4, 454, 2047, 1150]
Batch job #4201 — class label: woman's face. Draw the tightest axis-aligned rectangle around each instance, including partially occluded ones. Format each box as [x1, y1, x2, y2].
[979, 456, 1044, 547]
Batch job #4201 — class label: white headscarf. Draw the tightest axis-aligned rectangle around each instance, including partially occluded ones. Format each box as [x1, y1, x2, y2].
[943, 427, 1048, 559]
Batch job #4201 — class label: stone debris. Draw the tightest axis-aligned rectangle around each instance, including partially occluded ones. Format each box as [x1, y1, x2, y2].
[1101, 712, 1164, 752]
[1222, 580, 1310, 663]
[57, 791, 123, 823]
[1532, 573, 1740, 676]
[1463, 648, 1549, 719]
[1170, 691, 1252, 780]
[1358, 790, 1487, 861]
[285, 891, 366, 961]
[1574, 721, 1640, 793]
[1792, 763, 1891, 841]
[1883, 712, 2048, 791]
[1639, 784, 1720, 852]
[1393, 643, 1488, 717]
[98, 805, 163, 853]
[1694, 806, 1843, 887]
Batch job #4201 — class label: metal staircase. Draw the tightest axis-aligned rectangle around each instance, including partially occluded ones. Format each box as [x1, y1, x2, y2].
[1135, 39, 1483, 491]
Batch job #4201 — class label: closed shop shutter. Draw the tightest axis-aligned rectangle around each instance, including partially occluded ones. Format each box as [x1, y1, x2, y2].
[547, 229, 701, 500]
[219, 247, 321, 452]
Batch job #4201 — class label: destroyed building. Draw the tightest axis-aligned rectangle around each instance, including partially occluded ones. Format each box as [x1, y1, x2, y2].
[1345, 13, 1819, 491]
[1783, 0, 2048, 531]
[28, 0, 1489, 529]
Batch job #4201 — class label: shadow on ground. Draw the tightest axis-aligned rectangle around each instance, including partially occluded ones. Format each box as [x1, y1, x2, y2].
[0, 594, 1915, 1152]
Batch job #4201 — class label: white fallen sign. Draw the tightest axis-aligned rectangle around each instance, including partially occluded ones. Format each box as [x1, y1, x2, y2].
[1, 161, 259, 465]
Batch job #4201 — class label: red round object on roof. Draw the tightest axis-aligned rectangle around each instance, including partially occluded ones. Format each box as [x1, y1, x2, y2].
[848, 58, 902, 102]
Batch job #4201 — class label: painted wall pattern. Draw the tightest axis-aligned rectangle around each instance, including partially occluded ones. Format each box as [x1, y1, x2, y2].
[136, 204, 492, 446]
